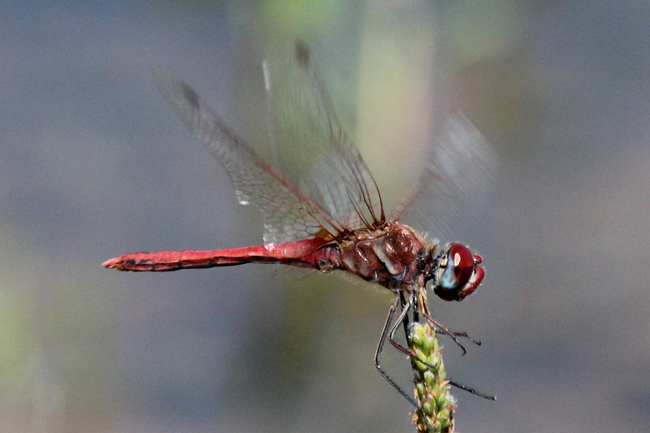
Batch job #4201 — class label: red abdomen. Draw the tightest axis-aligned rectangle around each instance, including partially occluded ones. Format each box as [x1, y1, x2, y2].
[102, 237, 335, 272]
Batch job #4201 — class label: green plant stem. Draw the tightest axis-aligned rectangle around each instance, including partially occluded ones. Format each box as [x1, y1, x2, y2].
[409, 322, 456, 433]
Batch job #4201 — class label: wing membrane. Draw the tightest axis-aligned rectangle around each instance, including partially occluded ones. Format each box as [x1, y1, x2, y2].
[263, 42, 384, 230]
[392, 113, 497, 239]
[155, 43, 384, 244]
[155, 73, 341, 244]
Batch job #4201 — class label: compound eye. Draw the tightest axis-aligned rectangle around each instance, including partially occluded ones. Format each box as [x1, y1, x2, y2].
[434, 243, 480, 301]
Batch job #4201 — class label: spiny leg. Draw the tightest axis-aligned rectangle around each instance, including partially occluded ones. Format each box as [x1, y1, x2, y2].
[399, 290, 412, 341]
[447, 379, 496, 401]
[417, 290, 471, 355]
[374, 293, 436, 432]
[374, 294, 418, 403]
[400, 291, 494, 403]
[436, 329, 482, 346]
[387, 292, 419, 358]
[387, 292, 470, 369]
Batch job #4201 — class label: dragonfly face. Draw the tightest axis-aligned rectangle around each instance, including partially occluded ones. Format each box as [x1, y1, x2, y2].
[432, 243, 485, 302]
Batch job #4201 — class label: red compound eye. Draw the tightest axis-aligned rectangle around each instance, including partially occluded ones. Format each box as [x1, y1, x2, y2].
[434, 243, 484, 301]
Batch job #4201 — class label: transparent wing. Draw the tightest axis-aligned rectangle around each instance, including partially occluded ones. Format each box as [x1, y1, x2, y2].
[263, 41, 384, 231]
[392, 113, 498, 240]
[155, 73, 341, 244]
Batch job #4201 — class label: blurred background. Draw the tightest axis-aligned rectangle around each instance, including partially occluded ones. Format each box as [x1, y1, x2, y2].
[2, 1, 650, 432]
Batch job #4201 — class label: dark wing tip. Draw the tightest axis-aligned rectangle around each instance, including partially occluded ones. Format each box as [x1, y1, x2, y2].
[294, 40, 310, 69]
[179, 81, 200, 110]
[154, 71, 201, 111]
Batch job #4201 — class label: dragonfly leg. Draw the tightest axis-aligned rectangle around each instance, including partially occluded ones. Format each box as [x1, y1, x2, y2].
[374, 294, 435, 433]
[374, 294, 418, 400]
[414, 290, 470, 355]
[391, 292, 494, 404]
[436, 329, 482, 346]
[386, 292, 418, 358]
[398, 290, 412, 341]
[386, 292, 453, 370]
[418, 306, 468, 356]
[448, 378, 496, 401]
[377, 293, 491, 428]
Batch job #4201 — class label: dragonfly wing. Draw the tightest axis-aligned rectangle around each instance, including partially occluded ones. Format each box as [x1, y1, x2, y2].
[392, 113, 498, 240]
[263, 42, 384, 231]
[155, 73, 339, 244]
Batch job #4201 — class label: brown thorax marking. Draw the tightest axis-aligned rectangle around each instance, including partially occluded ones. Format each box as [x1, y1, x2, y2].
[324, 223, 429, 288]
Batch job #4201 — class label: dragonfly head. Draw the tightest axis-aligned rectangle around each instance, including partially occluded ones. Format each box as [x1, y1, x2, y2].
[432, 243, 484, 302]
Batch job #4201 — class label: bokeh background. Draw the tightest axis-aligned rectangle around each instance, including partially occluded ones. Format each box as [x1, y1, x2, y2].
[2, 1, 650, 432]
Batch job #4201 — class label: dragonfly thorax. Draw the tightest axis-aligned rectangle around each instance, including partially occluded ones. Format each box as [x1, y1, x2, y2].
[329, 223, 429, 289]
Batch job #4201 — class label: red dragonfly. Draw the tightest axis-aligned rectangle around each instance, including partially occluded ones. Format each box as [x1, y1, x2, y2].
[104, 42, 493, 409]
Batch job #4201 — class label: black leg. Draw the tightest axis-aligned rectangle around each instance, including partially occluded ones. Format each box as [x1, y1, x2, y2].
[374, 294, 421, 407]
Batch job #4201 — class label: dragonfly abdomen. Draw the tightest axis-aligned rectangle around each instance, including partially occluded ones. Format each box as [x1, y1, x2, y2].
[102, 238, 334, 272]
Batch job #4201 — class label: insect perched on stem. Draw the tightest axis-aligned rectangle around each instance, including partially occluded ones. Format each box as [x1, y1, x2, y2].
[104, 41, 495, 428]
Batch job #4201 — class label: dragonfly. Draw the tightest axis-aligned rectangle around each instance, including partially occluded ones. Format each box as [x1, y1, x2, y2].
[103, 41, 494, 414]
